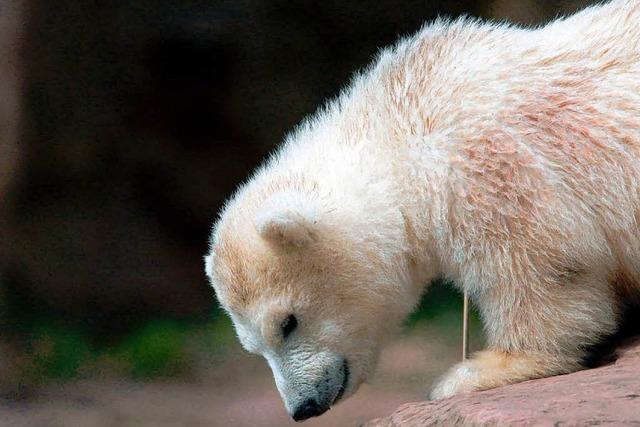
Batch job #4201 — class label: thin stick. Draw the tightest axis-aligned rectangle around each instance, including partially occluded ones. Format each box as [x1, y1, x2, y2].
[462, 290, 470, 360]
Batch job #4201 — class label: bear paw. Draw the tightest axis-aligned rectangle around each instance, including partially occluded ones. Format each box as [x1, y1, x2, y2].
[429, 361, 480, 400]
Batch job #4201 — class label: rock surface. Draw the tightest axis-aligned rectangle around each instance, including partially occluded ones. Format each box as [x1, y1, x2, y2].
[366, 339, 640, 426]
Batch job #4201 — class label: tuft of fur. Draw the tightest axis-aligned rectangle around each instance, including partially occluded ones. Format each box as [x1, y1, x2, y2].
[206, 0, 640, 413]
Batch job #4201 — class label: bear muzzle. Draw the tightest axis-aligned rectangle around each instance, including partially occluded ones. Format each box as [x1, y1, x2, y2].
[289, 358, 350, 422]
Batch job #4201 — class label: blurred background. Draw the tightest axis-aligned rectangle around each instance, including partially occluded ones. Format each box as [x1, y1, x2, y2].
[0, 1, 595, 425]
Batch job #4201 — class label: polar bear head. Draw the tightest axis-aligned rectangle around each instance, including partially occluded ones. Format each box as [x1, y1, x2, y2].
[205, 184, 423, 421]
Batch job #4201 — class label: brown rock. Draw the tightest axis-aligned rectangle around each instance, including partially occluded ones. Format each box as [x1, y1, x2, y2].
[366, 339, 640, 426]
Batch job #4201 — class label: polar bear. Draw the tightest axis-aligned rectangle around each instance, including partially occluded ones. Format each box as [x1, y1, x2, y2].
[205, 0, 640, 421]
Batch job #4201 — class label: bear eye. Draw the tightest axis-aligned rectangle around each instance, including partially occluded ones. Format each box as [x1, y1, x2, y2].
[281, 314, 297, 339]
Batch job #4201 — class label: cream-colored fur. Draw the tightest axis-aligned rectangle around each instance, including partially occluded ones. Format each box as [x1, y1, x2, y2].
[205, 0, 640, 418]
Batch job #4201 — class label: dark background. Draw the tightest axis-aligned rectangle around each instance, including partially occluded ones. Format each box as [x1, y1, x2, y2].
[3, 0, 592, 334]
[0, 1, 596, 425]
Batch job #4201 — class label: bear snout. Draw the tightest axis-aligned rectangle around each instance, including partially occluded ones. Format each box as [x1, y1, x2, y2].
[292, 398, 326, 422]
[286, 357, 349, 421]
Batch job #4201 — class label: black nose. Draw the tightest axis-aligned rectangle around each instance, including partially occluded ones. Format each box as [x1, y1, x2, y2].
[292, 399, 324, 422]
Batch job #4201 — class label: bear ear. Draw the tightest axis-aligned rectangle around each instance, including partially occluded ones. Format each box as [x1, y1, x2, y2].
[254, 191, 320, 247]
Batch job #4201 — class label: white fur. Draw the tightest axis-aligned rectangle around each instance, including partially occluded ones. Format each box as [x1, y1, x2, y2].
[206, 0, 640, 418]
[254, 191, 321, 247]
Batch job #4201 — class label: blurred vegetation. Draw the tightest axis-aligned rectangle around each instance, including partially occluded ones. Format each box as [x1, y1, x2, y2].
[25, 326, 92, 382]
[407, 280, 485, 348]
[1, 268, 234, 383]
[12, 314, 235, 384]
[1, 278, 479, 384]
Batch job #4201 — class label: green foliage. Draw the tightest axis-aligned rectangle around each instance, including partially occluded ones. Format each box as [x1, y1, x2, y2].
[406, 279, 485, 347]
[12, 311, 235, 384]
[110, 320, 188, 379]
[406, 279, 463, 325]
[9, 288, 485, 384]
[25, 326, 92, 382]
